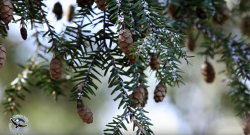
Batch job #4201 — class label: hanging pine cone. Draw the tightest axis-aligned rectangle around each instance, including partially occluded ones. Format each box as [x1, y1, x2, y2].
[77, 100, 93, 124]
[154, 84, 167, 103]
[141, 87, 148, 107]
[196, 8, 206, 20]
[0, 42, 6, 69]
[50, 57, 63, 80]
[53, 2, 63, 20]
[118, 29, 133, 54]
[168, 3, 181, 20]
[67, 5, 75, 22]
[213, 2, 230, 24]
[185, 35, 196, 52]
[130, 86, 148, 108]
[201, 62, 215, 83]
[77, 0, 94, 7]
[127, 53, 138, 64]
[94, 0, 106, 11]
[141, 22, 150, 38]
[150, 54, 161, 71]
[20, 26, 27, 40]
[243, 117, 250, 135]
[0, 0, 13, 24]
[241, 16, 250, 36]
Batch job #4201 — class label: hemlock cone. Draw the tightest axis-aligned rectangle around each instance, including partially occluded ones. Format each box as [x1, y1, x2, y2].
[149, 54, 161, 71]
[241, 16, 250, 36]
[243, 117, 250, 135]
[127, 53, 138, 64]
[0, 0, 13, 24]
[77, 0, 94, 7]
[67, 5, 75, 22]
[50, 57, 63, 80]
[118, 29, 133, 54]
[213, 2, 230, 24]
[130, 86, 147, 108]
[154, 84, 167, 103]
[94, 0, 106, 11]
[0, 42, 6, 69]
[201, 62, 215, 83]
[53, 2, 63, 20]
[185, 35, 196, 52]
[77, 100, 93, 124]
[20, 27, 27, 40]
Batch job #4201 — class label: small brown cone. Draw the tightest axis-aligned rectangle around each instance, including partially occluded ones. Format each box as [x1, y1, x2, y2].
[77, 100, 93, 124]
[185, 35, 196, 52]
[201, 62, 215, 83]
[67, 5, 75, 22]
[142, 87, 148, 107]
[213, 2, 230, 24]
[127, 53, 138, 64]
[168, 3, 181, 20]
[118, 29, 133, 54]
[20, 27, 27, 40]
[141, 22, 150, 38]
[50, 57, 63, 80]
[130, 86, 148, 108]
[243, 117, 250, 135]
[53, 2, 63, 20]
[0, 42, 6, 69]
[241, 16, 250, 36]
[0, 0, 13, 24]
[154, 84, 167, 103]
[94, 0, 106, 11]
[150, 54, 161, 71]
[77, 0, 94, 7]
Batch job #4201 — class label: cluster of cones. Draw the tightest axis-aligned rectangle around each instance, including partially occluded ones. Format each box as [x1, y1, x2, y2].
[129, 84, 167, 108]
[168, 1, 230, 24]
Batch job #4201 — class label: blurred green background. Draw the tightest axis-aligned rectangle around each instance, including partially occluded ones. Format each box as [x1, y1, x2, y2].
[0, 0, 248, 134]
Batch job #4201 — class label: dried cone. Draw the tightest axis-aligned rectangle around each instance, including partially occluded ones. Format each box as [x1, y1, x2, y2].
[77, 0, 94, 7]
[142, 87, 148, 107]
[241, 16, 250, 36]
[67, 5, 75, 22]
[150, 54, 161, 71]
[77, 100, 93, 124]
[201, 62, 215, 83]
[94, 0, 106, 11]
[243, 117, 250, 135]
[118, 29, 133, 54]
[1, 0, 13, 24]
[185, 35, 196, 52]
[50, 57, 63, 80]
[0, 42, 6, 69]
[168, 3, 181, 20]
[20, 27, 27, 40]
[127, 53, 138, 64]
[213, 2, 230, 24]
[130, 86, 147, 108]
[154, 84, 167, 103]
[53, 2, 63, 20]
